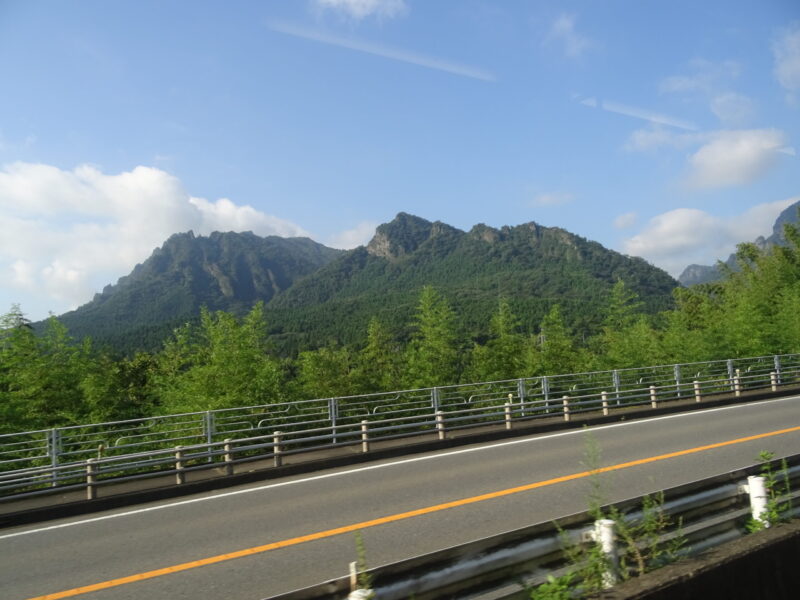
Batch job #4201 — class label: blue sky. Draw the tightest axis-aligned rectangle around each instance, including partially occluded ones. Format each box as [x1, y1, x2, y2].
[1, 0, 799, 321]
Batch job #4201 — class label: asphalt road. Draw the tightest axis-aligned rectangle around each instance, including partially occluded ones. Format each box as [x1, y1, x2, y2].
[3, 395, 800, 600]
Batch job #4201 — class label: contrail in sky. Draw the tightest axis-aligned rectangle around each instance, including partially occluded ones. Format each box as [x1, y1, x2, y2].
[579, 96, 698, 131]
[267, 21, 495, 82]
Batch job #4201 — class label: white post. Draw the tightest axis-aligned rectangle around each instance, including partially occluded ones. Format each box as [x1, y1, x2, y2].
[734, 369, 741, 397]
[504, 402, 512, 430]
[694, 380, 701, 403]
[86, 458, 97, 500]
[771, 371, 778, 392]
[650, 385, 658, 408]
[436, 411, 445, 440]
[273, 432, 283, 467]
[361, 420, 369, 453]
[223, 438, 233, 476]
[747, 475, 770, 528]
[594, 519, 618, 588]
[601, 391, 609, 416]
[562, 396, 570, 422]
[175, 446, 185, 485]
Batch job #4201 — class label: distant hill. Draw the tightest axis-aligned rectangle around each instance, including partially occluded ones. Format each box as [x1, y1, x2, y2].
[55, 231, 343, 352]
[264, 213, 678, 350]
[51, 213, 679, 355]
[679, 200, 800, 286]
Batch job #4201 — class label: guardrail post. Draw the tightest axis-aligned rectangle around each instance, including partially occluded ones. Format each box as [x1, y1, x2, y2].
[727, 359, 735, 391]
[673, 364, 681, 397]
[747, 475, 770, 528]
[650, 385, 658, 408]
[204, 411, 215, 463]
[435, 411, 445, 440]
[694, 380, 701, 402]
[329, 399, 338, 445]
[48, 428, 61, 487]
[175, 446, 185, 484]
[504, 402, 512, 430]
[594, 519, 619, 588]
[223, 438, 233, 476]
[612, 370, 621, 404]
[542, 376, 550, 412]
[601, 391, 609, 416]
[774, 355, 782, 384]
[517, 379, 526, 416]
[734, 369, 741, 397]
[273, 431, 283, 467]
[562, 396, 570, 422]
[86, 458, 97, 500]
[361, 421, 370, 453]
[771, 371, 778, 392]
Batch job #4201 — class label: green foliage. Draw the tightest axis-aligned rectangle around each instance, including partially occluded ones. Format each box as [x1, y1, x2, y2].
[296, 345, 354, 399]
[526, 573, 575, 600]
[353, 317, 402, 393]
[465, 298, 526, 381]
[154, 302, 284, 413]
[747, 450, 793, 531]
[404, 286, 462, 388]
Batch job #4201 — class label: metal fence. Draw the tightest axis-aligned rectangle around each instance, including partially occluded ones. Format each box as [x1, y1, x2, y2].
[1, 353, 799, 502]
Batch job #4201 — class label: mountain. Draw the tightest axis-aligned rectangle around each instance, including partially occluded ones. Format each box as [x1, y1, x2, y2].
[264, 213, 678, 350]
[55, 231, 343, 351]
[52, 213, 679, 355]
[678, 200, 800, 286]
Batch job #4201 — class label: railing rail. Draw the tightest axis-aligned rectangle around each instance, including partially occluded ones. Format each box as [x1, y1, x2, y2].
[1, 353, 798, 501]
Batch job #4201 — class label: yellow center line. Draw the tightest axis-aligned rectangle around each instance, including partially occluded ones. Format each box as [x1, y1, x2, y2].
[26, 423, 800, 600]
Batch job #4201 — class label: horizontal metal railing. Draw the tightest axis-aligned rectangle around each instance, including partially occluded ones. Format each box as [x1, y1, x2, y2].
[267, 455, 800, 600]
[0, 353, 798, 501]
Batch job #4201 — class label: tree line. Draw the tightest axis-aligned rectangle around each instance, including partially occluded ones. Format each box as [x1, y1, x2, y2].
[2, 222, 799, 434]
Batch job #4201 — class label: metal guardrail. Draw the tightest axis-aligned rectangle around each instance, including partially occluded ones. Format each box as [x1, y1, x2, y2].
[0, 353, 798, 501]
[267, 454, 800, 600]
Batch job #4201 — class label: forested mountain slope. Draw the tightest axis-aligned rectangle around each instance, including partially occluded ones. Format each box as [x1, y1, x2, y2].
[265, 213, 678, 351]
[55, 231, 343, 351]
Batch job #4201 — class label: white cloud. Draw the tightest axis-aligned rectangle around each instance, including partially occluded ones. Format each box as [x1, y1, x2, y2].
[710, 92, 755, 125]
[314, 0, 407, 21]
[267, 21, 495, 82]
[0, 162, 308, 317]
[532, 192, 574, 207]
[773, 22, 800, 105]
[327, 221, 379, 249]
[659, 58, 740, 95]
[622, 198, 798, 276]
[625, 127, 791, 188]
[544, 14, 591, 59]
[614, 212, 637, 229]
[687, 129, 787, 188]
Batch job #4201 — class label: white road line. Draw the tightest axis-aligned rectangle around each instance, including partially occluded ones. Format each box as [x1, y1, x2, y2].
[1, 394, 797, 541]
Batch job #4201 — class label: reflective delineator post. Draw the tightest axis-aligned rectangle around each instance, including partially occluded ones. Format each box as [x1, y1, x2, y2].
[563, 396, 570, 422]
[650, 385, 658, 408]
[734, 369, 741, 397]
[747, 475, 770, 528]
[771, 371, 778, 392]
[175, 446, 185, 485]
[273, 432, 283, 467]
[594, 519, 618, 588]
[504, 402, 512, 430]
[436, 411, 445, 440]
[694, 380, 701, 402]
[223, 438, 233, 476]
[86, 458, 97, 500]
[601, 391, 609, 416]
[361, 420, 370, 453]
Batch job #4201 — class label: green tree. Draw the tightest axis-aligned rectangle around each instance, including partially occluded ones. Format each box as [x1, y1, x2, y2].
[297, 345, 355, 399]
[466, 298, 526, 381]
[155, 303, 283, 413]
[531, 305, 586, 375]
[353, 317, 402, 392]
[404, 286, 461, 388]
